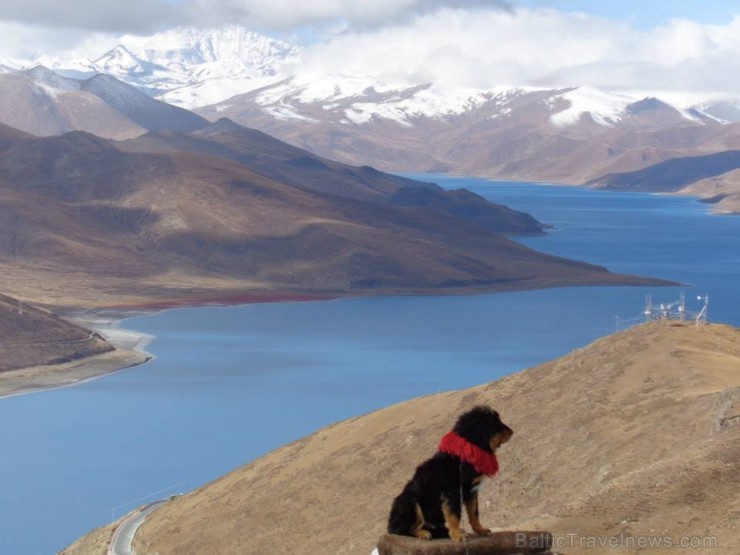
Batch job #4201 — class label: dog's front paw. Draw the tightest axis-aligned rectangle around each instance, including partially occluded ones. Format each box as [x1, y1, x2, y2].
[449, 529, 465, 542]
[414, 529, 432, 540]
[473, 527, 492, 536]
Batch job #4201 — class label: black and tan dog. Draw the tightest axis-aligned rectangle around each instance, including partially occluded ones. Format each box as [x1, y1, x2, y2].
[387, 405, 513, 541]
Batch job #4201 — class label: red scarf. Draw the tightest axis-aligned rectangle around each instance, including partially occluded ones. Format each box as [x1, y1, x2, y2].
[438, 431, 499, 476]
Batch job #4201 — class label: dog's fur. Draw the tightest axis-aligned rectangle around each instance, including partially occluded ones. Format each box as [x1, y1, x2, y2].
[387, 406, 513, 541]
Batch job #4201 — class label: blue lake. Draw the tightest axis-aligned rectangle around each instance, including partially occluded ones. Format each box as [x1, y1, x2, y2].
[1, 178, 739, 554]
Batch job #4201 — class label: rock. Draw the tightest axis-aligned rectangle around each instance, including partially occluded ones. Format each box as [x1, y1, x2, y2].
[376, 531, 554, 555]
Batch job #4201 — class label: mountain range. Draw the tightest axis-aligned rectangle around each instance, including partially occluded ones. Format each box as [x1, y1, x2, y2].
[1, 26, 299, 109]
[197, 77, 740, 213]
[3, 27, 740, 213]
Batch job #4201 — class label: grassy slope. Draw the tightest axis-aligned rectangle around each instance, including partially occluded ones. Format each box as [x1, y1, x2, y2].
[61, 321, 740, 554]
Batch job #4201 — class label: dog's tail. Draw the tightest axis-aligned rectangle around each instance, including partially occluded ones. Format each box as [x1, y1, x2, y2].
[387, 490, 419, 536]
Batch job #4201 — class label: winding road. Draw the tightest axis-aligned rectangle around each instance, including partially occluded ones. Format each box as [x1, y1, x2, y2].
[108, 500, 167, 555]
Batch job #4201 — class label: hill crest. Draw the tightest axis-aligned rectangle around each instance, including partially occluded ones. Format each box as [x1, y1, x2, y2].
[62, 320, 739, 554]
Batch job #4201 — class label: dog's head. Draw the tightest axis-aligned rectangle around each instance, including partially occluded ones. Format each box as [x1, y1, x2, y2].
[452, 405, 513, 453]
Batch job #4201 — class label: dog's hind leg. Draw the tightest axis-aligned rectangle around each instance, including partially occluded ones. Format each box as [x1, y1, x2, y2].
[388, 492, 431, 539]
[412, 503, 432, 540]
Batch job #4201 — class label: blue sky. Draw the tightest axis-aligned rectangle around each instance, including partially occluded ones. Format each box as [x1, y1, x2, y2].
[522, 0, 739, 28]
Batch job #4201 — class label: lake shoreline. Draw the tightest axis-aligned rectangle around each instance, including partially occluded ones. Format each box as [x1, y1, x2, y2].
[78, 269, 677, 312]
[0, 271, 677, 400]
[0, 349, 151, 400]
[0, 311, 153, 400]
[0, 292, 338, 400]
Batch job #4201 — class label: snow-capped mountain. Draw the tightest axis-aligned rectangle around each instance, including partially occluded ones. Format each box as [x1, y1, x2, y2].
[6, 26, 299, 109]
[5, 23, 740, 127]
[4, 23, 740, 197]
[197, 75, 740, 184]
[94, 45, 151, 76]
[200, 71, 740, 131]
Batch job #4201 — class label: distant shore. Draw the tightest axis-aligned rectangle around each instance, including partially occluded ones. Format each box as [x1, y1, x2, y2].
[0, 275, 675, 400]
[0, 312, 153, 399]
[0, 292, 337, 400]
[103, 291, 336, 311]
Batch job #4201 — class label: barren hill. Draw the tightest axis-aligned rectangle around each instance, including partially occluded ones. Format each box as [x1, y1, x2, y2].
[0, 124, 657, 308]
[589, 150, 740, 214]
[0, 292, 112, 373]
[65, 321, 740, 554]
[0, 291, 149, 397]
[0, 67, 207, 140]
[119, 118, 545, 234]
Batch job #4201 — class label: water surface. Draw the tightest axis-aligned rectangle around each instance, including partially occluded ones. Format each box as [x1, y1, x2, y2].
[1, 178, 739, 554]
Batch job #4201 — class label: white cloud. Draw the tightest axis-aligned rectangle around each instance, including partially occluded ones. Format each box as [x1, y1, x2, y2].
[0, 0, 510, 61]
[1, 4, 740, 95]
[200, 0, 512, 29]
[292, 9, 635, 86]
[291, 9, 740, 94]
[0, 21, 119, 61]
[0, 0, 511, 34]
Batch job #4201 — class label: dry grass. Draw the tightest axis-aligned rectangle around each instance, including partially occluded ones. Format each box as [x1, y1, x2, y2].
[65, 321, 738, 555]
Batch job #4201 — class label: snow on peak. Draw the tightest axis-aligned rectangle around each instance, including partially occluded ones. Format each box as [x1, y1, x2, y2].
[8, 26, 301, 108]
[251, 77, 549, 126]
[255, 74, 396, 105]
[548, 87, 635, 127]
[253, 75, 506, 125]
[340, 83, 495, 126]
[246, 76, 734, 131]
[120, 25, 298, 68]
[94, 45, 149, 76]
[546, 86, 720, 127]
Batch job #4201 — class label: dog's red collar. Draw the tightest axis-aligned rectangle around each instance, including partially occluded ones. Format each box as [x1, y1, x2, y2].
[438, 431, 499, 476]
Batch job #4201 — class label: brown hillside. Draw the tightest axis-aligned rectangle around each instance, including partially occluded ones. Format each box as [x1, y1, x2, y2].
[0, 292, 113, 373]
[118, 119, 546, 235]
[0, 126, 659, 308]
[0, 68, 207, 140]
[681, 169, 740, 214]
[588, 150, 740, 214]
[0, 292, 150, 398]
[100, 321, 740, 555]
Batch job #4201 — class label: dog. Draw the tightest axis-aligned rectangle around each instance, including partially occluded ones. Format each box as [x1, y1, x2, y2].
[387, 405, 513, 542]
